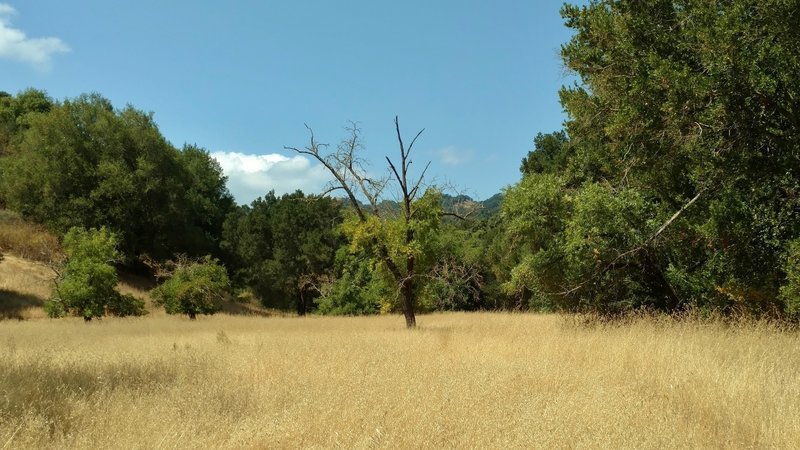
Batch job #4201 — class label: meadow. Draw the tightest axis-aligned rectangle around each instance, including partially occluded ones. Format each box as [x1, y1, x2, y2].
[1, 312, 798, 449]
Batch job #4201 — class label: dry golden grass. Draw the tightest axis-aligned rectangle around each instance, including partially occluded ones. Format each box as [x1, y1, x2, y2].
[0, 210, 61, 263]
[0, 313, 797, 449]
[0, 254, 53, 320]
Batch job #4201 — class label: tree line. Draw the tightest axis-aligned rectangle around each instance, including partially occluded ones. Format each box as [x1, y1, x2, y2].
[501, 0, 800, 318]
[1, 0, 798, 324]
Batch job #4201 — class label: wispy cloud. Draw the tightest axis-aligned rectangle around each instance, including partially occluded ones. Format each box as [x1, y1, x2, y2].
[0, 4, 69, 69]
[211, 152, 332, 205]
[436, 146, 474, 167]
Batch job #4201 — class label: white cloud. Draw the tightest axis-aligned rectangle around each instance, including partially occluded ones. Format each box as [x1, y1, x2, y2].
[0, 4, 69, 69]
[436, 146, 474, 167]
[211, 152, 332, 205]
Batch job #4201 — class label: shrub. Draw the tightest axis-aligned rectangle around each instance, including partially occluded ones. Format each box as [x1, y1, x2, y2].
[315, 251, 385, 316]
[152, 256, 230, 319]
[107, 293, 147, 317]
[47, 227, 146, 320]
[779, 239, 800, 319]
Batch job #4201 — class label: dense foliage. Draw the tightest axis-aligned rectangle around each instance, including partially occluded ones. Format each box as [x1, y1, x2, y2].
[501, 0, 800, 317]
[222, 191, 344, 314]
[315, 248, 388, 315]
[47, 227, 145, 320]
[151, 256, 230, 319]
[0, 92, 234, 261]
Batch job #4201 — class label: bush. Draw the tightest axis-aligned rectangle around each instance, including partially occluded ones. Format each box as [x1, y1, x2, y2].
[47, 227, 146, 320]
[316, 251, 385, 316]
[780, 239, 800, 319]
[107, 293, 147, 317]
[152, 256, 230, 319]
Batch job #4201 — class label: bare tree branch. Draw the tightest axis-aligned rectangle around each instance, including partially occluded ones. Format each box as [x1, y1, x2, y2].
[407, 128, 425, 155]
[385, 156, 403, 190]
[408, 161, 431, 201]
[285, 127, 369, 222]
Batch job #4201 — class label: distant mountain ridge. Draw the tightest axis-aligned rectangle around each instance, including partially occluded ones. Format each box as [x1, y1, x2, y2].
[356, 193, 502, 219]
[441, 193, 503, 219]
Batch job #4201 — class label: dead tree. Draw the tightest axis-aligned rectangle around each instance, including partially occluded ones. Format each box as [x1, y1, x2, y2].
[286, 117, 430, 328]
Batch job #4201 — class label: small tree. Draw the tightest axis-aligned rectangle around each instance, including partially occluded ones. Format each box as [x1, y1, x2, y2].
[151, 256, 230, 319]
[287, 118, 459, 328]
[47, 227, 146, 321]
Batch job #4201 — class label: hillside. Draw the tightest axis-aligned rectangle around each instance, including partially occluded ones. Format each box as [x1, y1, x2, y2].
[0, 254, 52, 320]
[0, 211, 275, 320]
[360, 193, 503, 219]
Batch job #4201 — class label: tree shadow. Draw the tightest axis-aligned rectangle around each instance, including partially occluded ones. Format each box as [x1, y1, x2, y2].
[0, 288, 45, 320]
[117, 270, 157, 291]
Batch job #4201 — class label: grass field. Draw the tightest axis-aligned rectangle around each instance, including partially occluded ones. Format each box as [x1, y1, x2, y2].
[1, 313, 798, 449]
[0, 254, 54, 320]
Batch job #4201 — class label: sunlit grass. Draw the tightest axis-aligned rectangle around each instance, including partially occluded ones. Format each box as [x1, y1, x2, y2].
[0, 255, 52, 320]
[0, 313, 797, 449]
[0, 210, 61, 263]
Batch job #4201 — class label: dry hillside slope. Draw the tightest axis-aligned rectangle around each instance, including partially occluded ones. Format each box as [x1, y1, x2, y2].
[0, 254, 53, 320]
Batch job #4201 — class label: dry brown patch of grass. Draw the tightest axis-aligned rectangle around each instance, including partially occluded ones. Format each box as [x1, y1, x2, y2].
[0, 210, 61, 263]
[0, 211, 61, 319]
[0, 254, 54, 319]
[0, 313, 797, 449]
[115, 270, 159, 314]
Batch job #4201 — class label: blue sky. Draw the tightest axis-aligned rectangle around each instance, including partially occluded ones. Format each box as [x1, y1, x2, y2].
[1, 1, 580, 205]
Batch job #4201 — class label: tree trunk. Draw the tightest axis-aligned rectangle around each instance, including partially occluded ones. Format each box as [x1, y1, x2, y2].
[188, 311, 197, 320]
[644, 252, 682, 311]
[401, 225, 417, 328]
[297, 291, 306, 316]
[401, 278, 416, 328]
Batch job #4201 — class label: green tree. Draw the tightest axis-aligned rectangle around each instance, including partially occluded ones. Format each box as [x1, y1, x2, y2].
[151, 256, 230, 319]
[171, 144, 236, 257]
[418, 224, 486, 312]
[503, 0, 800, 315]
[47, 227, 145, 321]
[221, 191, 343, 314]
[0, 88, 52, 155]
[0, 93, 234, 261]
[315, 248, 387, 316]
[0, 89, 53, 208]
[269, 192, 344, 314]
[520, 131, 571, 176]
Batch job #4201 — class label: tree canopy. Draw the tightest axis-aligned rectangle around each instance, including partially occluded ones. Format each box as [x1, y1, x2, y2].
[0, 92, 234, 262]
[501, 0, 800, 316]
[222, 191, 344, 314]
